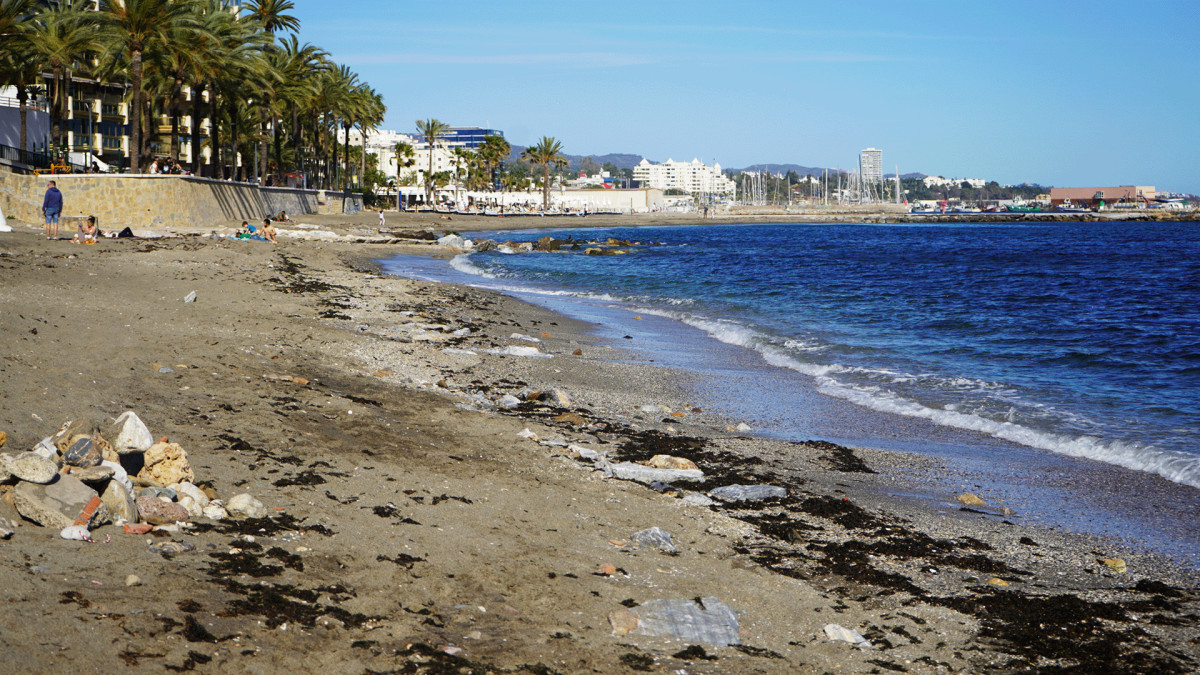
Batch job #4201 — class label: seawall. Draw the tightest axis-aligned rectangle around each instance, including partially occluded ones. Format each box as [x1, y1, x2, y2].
[0, 170, 364, 231]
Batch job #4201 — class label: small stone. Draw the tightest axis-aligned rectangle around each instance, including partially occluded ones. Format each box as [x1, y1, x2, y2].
[646, 455, 699, 471]
[14, 476, 109, 529]
[110, 411, 154, 455]
[552, 412, 587, 426]
[572, 349, 583, 356]
[63, 435, 103, 468]
[549, 389, 572, 407]
[125, 574, 141, 587]
[68, 464, 115, 484]
[609, 608, 639, 635]
[101, 460, 133, 493]
[735, 423, 752, 432]
[158, 366, 175, 374]
[632, 527, 677, 554]
[0, 431, 6, 448]
[31, 438, 57, 460]
[0, 516, 16, 539]
[138, 486, 178, 500]
[123, 522, 153, 534]
[986, 577, 1009, 586]
[178, 495, 204, 519]
[173, 482, 209, 509]
[60, 525, 91, 541]
[183, 291, 197, 303]
[599, 563, 617, 576]
[226, 493, 267, 519]
[7, 452, 59, 484]
[138, 442, 194, 486]
[1099, 558, 1127, 573]
[999, 506, 1017, 516]
[957, 493, 987, 507]
[135, 496, 190, 525]
[202, 503, 228, 520]
[496, 394, 521, 409]
[101, 480, 137, 523]
[682, 493, 716, 507]
[150, 541, 194, 557]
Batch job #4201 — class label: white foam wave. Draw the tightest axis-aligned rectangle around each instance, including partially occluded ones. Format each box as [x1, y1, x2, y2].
[449, 254, 497, 279]
[816, 378, 1200, 490]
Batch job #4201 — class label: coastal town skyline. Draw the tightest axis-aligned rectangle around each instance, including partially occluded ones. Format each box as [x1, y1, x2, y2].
[293, 0, 1200, 194]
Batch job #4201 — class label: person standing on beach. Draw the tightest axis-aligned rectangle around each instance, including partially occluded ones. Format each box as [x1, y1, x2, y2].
[378, 209, 385, 227]
[42, 180, 63, 240]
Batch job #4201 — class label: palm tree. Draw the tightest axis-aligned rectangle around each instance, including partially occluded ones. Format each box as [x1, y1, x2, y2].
[276, 35, 327, 183]
[242, 0, 300, 35]
[477, 134, 511, 191]
[414, 118, 449, 207]
[451, 146, 475, 207]
[393, 141, 414, 209]
[521, 136, 566, 210]
[98, 0, 197, 172]
[27, 0, 97, 154]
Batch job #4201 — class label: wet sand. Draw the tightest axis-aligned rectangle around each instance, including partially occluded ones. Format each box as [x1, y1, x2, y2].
[0, 212, 1196, 673]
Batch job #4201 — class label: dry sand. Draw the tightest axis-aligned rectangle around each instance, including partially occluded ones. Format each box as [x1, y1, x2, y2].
[0, 212, 1196, 674]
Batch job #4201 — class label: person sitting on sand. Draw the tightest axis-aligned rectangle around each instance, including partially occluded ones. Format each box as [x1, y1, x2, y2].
[261, 218, 277, 244]
[277, 210, 291, 222]
[236, 221, 252, 239]
[74, 215, 99, 244]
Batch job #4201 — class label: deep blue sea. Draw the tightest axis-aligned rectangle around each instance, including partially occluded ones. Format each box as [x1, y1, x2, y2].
[382, 221, 1200, 561]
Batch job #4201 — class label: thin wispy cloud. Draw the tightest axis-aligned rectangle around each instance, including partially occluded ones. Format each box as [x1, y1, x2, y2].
[343, 52, 652, 68]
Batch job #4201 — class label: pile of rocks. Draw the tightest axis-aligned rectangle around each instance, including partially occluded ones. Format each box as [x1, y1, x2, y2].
[0, 412, 266, 541]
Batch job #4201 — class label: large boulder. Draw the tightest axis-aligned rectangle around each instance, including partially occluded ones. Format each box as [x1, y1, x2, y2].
[101, 481, 138, 524]
[6, 452, 58, 484]
[13, 475, 110, 529]
[138, 442, 194, 486]
[109, 411, 154, 455]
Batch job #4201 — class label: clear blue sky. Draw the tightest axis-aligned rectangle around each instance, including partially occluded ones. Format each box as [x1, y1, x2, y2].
[289, 0, 1200, 193]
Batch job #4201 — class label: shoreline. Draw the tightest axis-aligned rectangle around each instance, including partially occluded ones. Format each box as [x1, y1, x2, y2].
[0, 222, 1197, 672]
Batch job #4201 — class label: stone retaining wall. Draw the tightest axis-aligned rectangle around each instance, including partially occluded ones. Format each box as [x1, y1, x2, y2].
[0, 170, 358, 231]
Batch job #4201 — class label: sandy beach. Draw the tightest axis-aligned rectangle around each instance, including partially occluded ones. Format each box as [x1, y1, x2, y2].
[0, 211, 1196, 674]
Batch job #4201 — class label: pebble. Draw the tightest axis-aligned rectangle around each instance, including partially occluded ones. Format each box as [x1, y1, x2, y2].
[986, 577, 1009, 586]
[110, 411, 154, 455]
[707, 484, 786, 502]
[60, 525, 91, 541]
[202, 503, 229, 520]
[149, 541, 195, 556]
[646, 455, 698, 471]
[632, 527, 677, 554]
[69, 464, 115, 484]
[682, 493, 716, 507]
[957, 493, 987, 507]
[138, 487, 177, 501]
[63, 436, 104, 467]
[227, 493, 267, 519]
[1100, 557, 1127, 573]
[125, 574, 141, 587]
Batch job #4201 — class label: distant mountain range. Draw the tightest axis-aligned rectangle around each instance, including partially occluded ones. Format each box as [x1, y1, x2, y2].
[504, 148, 932, 179]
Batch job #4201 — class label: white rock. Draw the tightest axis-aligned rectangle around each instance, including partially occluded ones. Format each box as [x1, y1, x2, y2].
[173, 482, 209, 509]
[824, 623, 873, 649]
[568, 444, 603, 461]
[486, 345, 551, 358]
[125, 575, 141, 587]
[682, 493, 716, 507]
[735, 422, 752, 432]
[32, 437, 58, 460]
[603, 461, 705, 484]
[101, 460, 133, 493]
[8, 452, 58, 484]
[203, 503, 229, 520]
[436, 234, 465, 248]
[178, 495, 204, 518]
[510, 333, 541, 343]
[110, 411, 154, 455]
[60, 525, 91, 541]
[517, 428, 539, 441]
[227, 493, 267, 519]
[496, 395, 521, 409]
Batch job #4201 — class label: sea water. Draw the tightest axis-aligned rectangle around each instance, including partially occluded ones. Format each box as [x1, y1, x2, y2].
[381, 221, 1200, 562]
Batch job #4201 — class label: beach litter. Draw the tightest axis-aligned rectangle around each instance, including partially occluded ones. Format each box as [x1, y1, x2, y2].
[609, 596, 740, 646]
[823, 623, 874, 649]
[707, 484, 786, 502]
[631, 527, 677, 554]
[599, 460, 705, 485]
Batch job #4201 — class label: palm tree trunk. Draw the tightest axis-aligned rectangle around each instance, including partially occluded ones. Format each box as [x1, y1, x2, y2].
[543, 165, 550, 209]
[359, 127, 366, 187]
[190, 85, 203, 174]
[343, 121, 352, 190]
[227, 98, 240, 181]
[272, 113, 282, 182]
[17, 86, 28, 152]
[208, 82, 220, 178]
[130, 51, 143, 172]
[169, 78, 182, 162]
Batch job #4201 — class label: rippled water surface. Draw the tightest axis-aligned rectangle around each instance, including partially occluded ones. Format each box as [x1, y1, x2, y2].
[408, 221, 1200, 490]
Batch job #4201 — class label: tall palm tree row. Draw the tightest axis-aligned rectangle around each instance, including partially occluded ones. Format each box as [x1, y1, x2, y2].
[414, 118, 450, 206]
[0, 0, 383, 182]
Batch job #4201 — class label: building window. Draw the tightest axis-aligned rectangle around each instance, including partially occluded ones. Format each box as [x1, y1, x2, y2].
[102, 136, 121, 150]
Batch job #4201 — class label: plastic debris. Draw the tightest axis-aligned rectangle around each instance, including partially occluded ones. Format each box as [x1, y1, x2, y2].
[183, 291, 197, 303]
[60, 525, 91, 541]
[627, 597, 740, 646]
[707, 484, 786, 502]
[600, 461, 705, 485]
[823, 623, 874, 649]
[631, 527, 677, 554]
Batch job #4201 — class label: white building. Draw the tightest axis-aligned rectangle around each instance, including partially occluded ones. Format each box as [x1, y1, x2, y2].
[923, 175, 986, 189]
[633, 158, 736, 195]
[860, 148, 883, 181]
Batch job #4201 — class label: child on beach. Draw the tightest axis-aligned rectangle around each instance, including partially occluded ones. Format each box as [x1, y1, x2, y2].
[261, 218, 277, 244]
